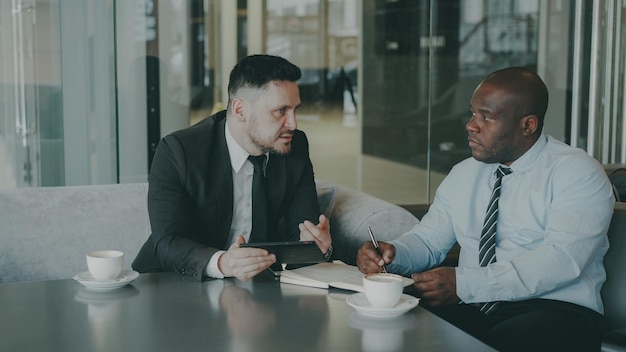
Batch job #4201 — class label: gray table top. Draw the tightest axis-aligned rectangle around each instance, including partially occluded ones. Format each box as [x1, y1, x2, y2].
[0, 272, 495, 352]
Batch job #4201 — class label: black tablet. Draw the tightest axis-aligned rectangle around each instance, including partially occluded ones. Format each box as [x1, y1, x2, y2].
[240, 241, 325, 265]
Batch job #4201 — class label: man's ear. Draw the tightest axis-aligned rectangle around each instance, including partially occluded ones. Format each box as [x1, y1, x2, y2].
[231, 98, 246, 121]
[521, 114, 538, 136]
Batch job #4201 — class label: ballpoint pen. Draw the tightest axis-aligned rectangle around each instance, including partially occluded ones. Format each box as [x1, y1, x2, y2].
[367, 226, 388, 273]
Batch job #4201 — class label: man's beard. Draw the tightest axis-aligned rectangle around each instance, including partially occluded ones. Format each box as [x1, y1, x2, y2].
[251, 130, 294, 155]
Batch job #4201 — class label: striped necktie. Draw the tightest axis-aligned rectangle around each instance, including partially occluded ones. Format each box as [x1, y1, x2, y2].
[478, 165, 512, 314]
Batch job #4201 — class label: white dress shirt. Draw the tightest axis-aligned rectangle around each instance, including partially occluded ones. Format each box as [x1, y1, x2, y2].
[206, 121, 268, 278]
[389, 134, 614, 313]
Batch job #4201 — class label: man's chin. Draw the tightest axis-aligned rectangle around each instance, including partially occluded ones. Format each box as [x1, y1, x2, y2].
[471, 150, 489, 163]
[471, 152, 499, 164]
[470, 149, 480, 159]
[269, 143, 292, 156]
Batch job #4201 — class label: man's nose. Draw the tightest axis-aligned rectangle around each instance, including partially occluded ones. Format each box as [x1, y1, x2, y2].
[466, 116, 478, 133]
[285, 111, 297, 130]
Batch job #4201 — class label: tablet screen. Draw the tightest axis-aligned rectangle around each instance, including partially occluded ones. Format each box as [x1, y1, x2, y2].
[240, 241, 325, 265]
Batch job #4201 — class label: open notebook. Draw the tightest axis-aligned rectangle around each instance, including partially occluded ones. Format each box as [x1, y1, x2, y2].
[279, 261, 414, 292]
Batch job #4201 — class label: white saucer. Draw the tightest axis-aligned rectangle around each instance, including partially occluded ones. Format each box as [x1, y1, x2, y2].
[346, 311, 418, 330]
[73, 270, 139, 291]
[346, 293, 419, 319]
[74, 286, 140, 304]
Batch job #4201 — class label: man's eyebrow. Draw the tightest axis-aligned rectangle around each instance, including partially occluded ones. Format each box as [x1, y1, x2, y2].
[278, 103, 301, 110]
[477, 105, 494, 115]
[470, 104, 492, 113]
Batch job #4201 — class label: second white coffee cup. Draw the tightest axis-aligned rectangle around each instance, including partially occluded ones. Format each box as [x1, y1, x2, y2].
[86, 250, 124, 281]
[363, 272, 404, 308]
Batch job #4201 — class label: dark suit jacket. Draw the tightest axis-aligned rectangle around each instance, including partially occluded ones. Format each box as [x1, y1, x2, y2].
[132, 111, 320, 280]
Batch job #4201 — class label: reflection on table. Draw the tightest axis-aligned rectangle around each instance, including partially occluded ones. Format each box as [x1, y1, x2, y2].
[0, 272, 495, 351]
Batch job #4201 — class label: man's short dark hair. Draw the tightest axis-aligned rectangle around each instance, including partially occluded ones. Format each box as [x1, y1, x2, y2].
[483, 67, 549, 130]
[228, 54, 302, 97]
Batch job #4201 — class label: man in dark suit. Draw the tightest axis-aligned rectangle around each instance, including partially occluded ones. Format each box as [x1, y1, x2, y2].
[132, 54, 332, 281]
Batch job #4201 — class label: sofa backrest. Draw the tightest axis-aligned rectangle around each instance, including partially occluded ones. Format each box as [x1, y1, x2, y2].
[602, 202, 626, 330]
[318, 180, 420, 265]
[0, 183, 150, 283]
[1, 180, 419, 282]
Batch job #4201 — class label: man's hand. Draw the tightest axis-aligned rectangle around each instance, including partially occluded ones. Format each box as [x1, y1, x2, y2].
[411, 267, 460, 307]
[218, 236, 276, 281]
[357, 241, 395, 274]
[299, 214, 332, 254]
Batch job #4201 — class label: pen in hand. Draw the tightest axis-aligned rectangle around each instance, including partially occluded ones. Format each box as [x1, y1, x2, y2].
[368, 226, 388, 273]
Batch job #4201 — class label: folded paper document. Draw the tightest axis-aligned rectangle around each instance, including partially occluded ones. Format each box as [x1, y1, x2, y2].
[279, 261, 413, 292]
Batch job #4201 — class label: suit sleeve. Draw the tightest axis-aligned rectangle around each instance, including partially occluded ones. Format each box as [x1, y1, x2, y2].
[147, 135, 217, 281]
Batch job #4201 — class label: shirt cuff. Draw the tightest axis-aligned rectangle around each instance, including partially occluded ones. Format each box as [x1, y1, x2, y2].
[455, 265, 491, 303]
[206, 250, 226, 278]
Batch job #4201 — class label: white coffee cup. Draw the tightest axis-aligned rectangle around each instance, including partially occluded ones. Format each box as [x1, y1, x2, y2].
[362, 273, 404, 308]
[86, 250, 124, 281]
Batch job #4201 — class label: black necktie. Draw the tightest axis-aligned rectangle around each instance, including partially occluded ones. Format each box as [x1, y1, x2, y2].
[248, 155, 268, 243]
[478, 165, 512, 314]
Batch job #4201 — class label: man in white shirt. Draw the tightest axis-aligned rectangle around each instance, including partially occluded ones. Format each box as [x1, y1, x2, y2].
[357, 67, 614, 351]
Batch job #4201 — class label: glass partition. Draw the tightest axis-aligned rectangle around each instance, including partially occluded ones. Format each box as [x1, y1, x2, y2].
[0, 0, 117, 187]
[582, 0, 626, 164]
[1, 0, 626, 206]
[0, 0, 60, 187]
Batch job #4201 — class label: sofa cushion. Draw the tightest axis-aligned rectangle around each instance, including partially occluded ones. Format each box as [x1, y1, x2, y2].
[316, 180, 420, 265]
[0, 183, 150, 283]
[602, 202, 626, 350]
[602, 327, 626, 351]
[0, 180, 417, 282]
[316, 186, 337, 219]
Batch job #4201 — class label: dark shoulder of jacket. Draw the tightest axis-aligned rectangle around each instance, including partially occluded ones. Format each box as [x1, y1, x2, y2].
[289, 129, 310, 157]
[163, 110, 226, 147]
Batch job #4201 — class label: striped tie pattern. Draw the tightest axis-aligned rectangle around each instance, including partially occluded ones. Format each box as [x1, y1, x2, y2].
[478, 165, 512, 314]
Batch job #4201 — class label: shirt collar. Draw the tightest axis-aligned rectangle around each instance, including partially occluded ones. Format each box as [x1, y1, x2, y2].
[507, 133, 548, 173]
[225, 120, 269, 173]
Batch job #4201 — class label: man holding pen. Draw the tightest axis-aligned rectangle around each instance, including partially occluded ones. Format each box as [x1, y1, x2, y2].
[357, 67, 613, 351]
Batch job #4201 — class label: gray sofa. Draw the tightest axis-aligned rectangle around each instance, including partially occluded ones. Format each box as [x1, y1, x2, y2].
[602, 203, 626, 351]
[0, 180, 418, 283]
[2, 181, 623, 350]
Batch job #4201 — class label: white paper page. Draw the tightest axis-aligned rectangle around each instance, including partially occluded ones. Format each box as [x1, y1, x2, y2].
[281, 261, 363, 287]
[280, 273, 329, 289]
[280, 261, 413, 292]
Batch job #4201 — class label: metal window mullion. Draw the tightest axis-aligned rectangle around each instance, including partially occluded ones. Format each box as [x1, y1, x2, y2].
[621, 0, 626, 163]
[603, 0, 615, 164]
[587, 0, 602, 158]
[426, 0, 433, 203]
[28, 1, 40, 185]
[570, 0, 584, 149]
[622, 57, 626, 163]
[12, 0, 26, 142]
[612, 0, 623, 163]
